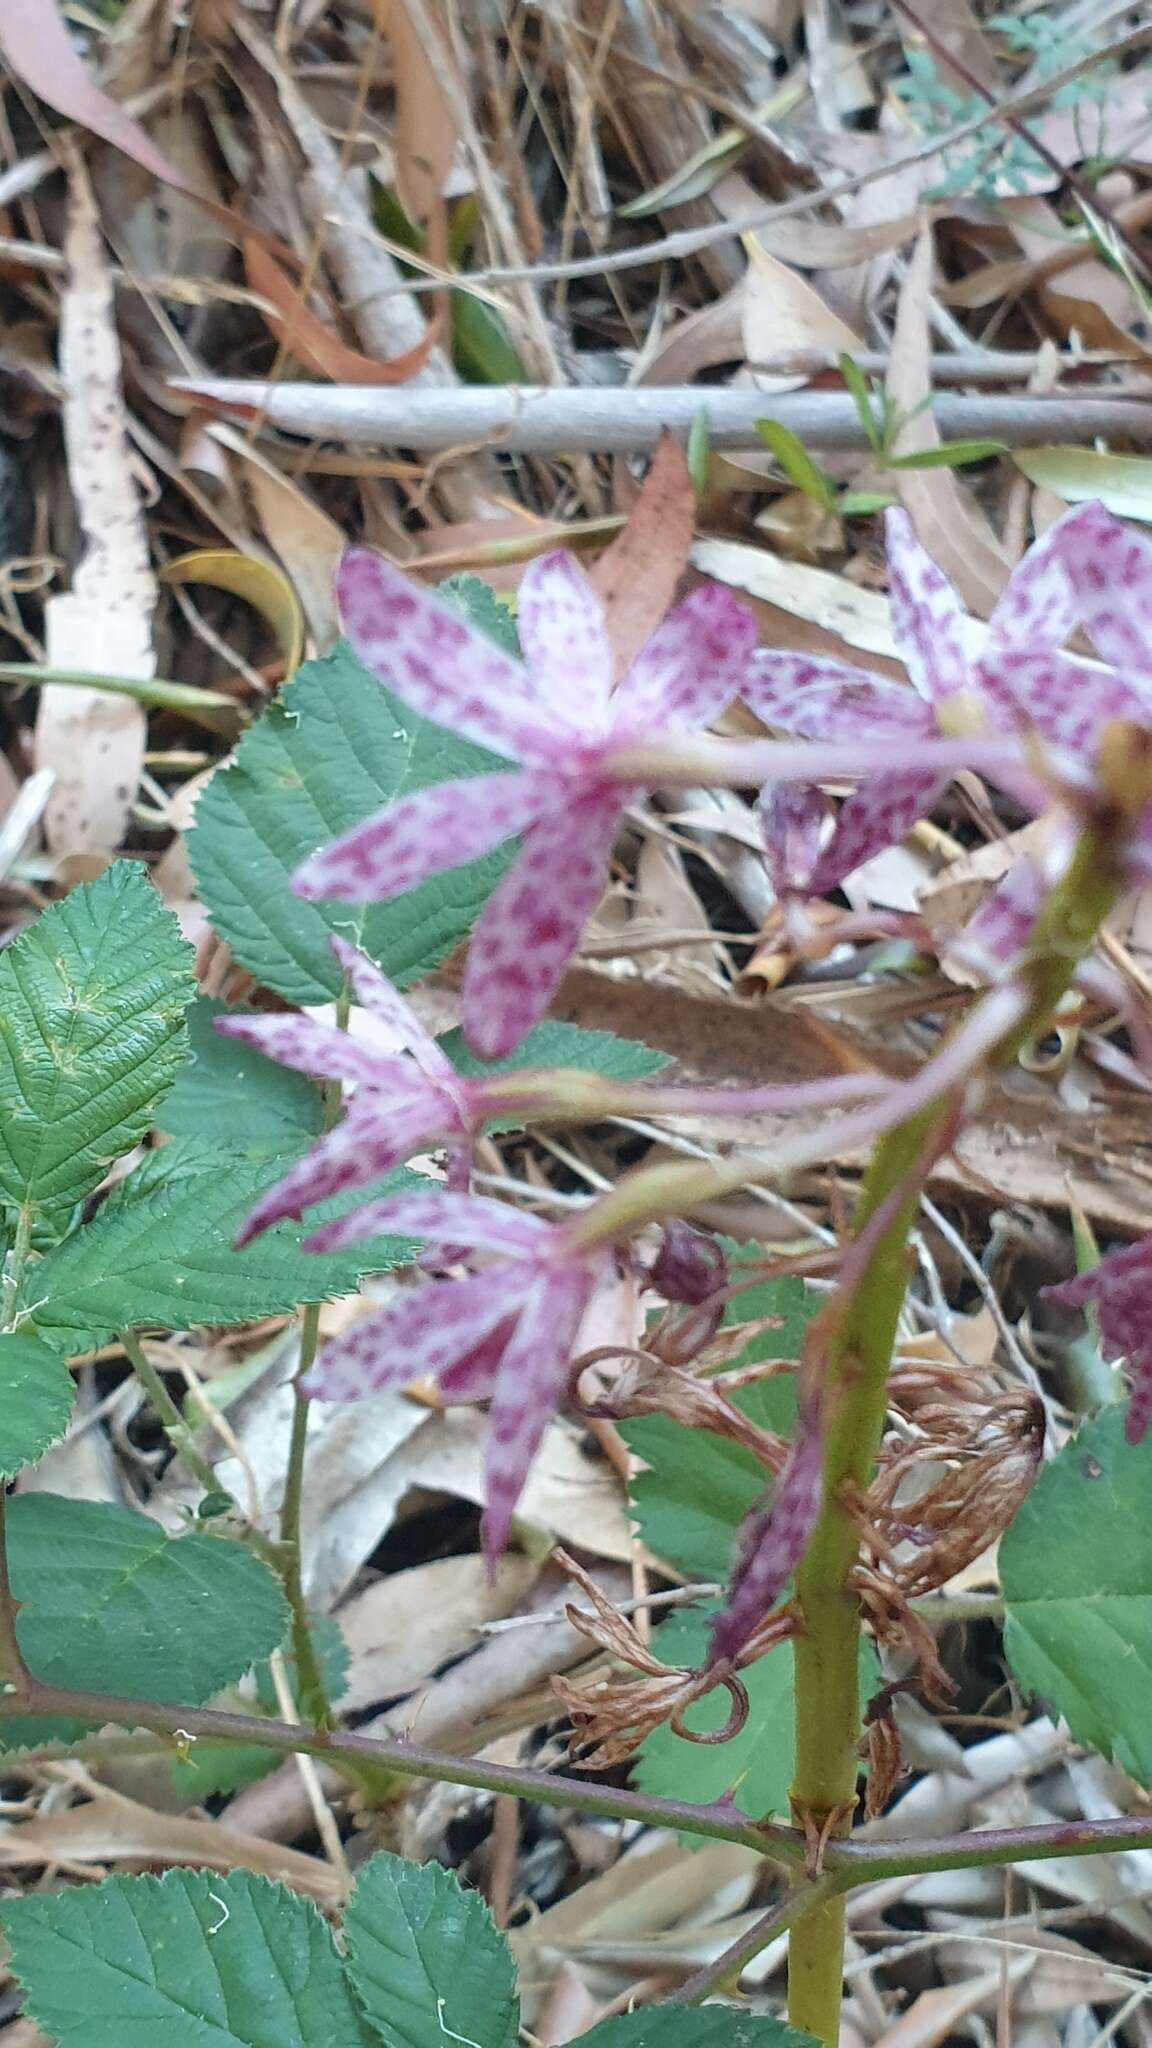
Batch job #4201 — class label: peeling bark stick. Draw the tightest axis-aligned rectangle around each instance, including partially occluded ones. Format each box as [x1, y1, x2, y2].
[173, 379, 1152, 452]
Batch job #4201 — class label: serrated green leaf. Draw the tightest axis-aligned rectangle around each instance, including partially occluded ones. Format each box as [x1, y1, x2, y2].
[439, 1018, 667, 1083]
[2, 1868, 375, 2048]
[585, 2010, 818, 2048]
[25, 1143, 421, 1353]
[623, 1264, 817, 1580]
[0, 1493, 289, 1750]
[1002, 1407, 1152, 1784]
[161, 998, 322, 1152]
[635, 1603, 878, 1821]
[437, 574, 520, 657]
[0, 1332, 74, 1478]
[190, 616, 517, 1004]
[343, 1851, 518, 2048]
[755, 419, 836, 509]
[0, 862, 193, 1220]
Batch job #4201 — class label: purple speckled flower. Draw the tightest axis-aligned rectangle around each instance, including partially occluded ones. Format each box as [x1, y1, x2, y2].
[299, 1188, 611, 1560]
[747, 502, 1132, 900]
[1044, 1239, 1152, 1445]
[294, 549, 758, 1059]
[218, 936, 504, 1245]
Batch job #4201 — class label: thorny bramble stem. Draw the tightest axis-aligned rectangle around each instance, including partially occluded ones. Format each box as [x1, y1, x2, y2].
[1, 1679, 1151, 1894]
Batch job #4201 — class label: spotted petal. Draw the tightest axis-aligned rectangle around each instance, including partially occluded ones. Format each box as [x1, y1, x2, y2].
[746, 652, 927, 740]
[233, 1088, 443, 1245]
[482, 1261, 596, 1560]
[978, 648, 1152, 754]
[461, 786, 626, 1058]
[337, 547, 565, 758]
[329, 935, 452, 1079]
[306, 1186, 550, 1258]
[302, 1264, 529, 1404]
[987, 516, 1077, 653]
[806, 767, 945, 895]
[215, 1012, 402, 1089]
[516, 550, 613, 719]
[612, 583, 759, 730]
[759, 783, 827, 896]
[885, 508, 970, 707]
[293, 770, 546, 904]
[1044, 500, 1152, 676]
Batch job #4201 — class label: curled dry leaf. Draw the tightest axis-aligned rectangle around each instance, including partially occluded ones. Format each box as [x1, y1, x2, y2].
[160, 547, 305, 679]
[243, 238, 441, 386]
[36, 155, 148, 859]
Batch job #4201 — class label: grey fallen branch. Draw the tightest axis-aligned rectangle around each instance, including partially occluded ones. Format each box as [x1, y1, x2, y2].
[171, 379, 1152, 452]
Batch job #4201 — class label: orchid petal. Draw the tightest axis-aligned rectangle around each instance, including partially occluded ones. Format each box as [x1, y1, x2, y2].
[612, 583, 759, 730]
[978, 648, 1152, 754]
[745, 652, 927, 740]
[709, 1414, 825, 1665]
[516, 550, 613, 717]
[806, 767, 945, 894]
[481, 1262, 594, 1561]
[885, 508, 970, 706]
[953, 859, 1043, 976]
[233, 1090, 443, 1245]
[302, 1265, 528, 1404]
[461, 787, 625, 1058]
[759, 783, 827, 896]
[1043, 500, 1152, 676]
[328, 935, 453, 1079]
[337, 547, 563, 757]
[987, 517, 1077, 653]
[293, 770, 546, 903]
[305, 1186, 549, 1257]
[215, 1012, 399, 1089]
[1045, 1237, 1152, 1443]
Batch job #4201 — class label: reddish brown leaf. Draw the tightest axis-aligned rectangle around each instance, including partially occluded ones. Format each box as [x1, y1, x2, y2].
[243, 239, 440, 386]
[589, 433, 697, 676]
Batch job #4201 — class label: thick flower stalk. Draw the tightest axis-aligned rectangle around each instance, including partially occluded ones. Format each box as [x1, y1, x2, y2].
[295, 548, 758, 1058]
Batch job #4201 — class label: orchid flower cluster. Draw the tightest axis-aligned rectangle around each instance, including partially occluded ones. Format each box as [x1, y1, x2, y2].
[226, 503, 1152, 1676]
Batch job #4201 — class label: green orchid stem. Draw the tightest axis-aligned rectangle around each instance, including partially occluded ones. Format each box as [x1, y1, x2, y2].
[278, 995, 351, 1733]
[785, 824, 1122, 2043]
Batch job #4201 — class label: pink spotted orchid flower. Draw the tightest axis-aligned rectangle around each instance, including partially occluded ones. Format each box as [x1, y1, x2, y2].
[748, 501, 1132, 904]
[1044, 1240, 1152, 1446]
[294, 549, 758, 1059]
[216, 936, 570, 1244]
[298, 1189, 613, 1560]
